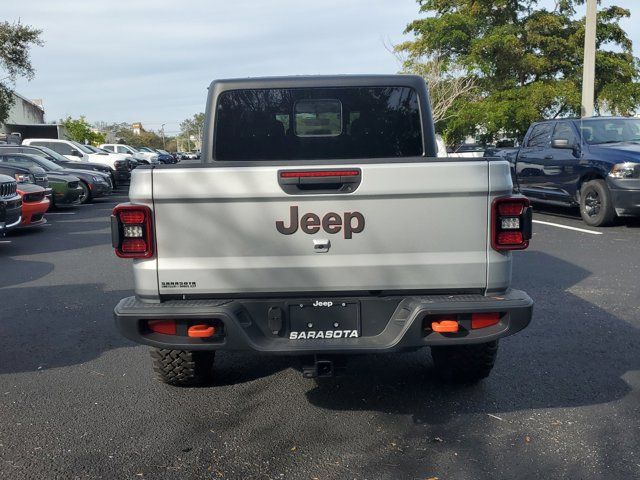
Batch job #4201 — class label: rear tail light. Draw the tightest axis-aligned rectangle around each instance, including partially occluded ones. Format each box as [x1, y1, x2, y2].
[491, 196, 532, 251]
[112, 204, 154, 258]
[280, 170, 360, 178]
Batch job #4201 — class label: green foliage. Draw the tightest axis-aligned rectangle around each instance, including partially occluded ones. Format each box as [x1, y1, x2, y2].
[179, 113, 205, 149]
[180, 112, 205, 139]
[96, 122, 171, 149]
[0, 21, 43, 125]
[117, 127, 163, 149]
[398, 0, 640, 142]
[60, 116, 105, 145]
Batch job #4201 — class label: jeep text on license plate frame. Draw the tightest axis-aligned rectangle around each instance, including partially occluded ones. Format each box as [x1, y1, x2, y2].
[288, 300, 361, 340]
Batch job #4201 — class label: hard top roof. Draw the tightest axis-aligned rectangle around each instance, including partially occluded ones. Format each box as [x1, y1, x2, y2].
[208, 74, 426, 91]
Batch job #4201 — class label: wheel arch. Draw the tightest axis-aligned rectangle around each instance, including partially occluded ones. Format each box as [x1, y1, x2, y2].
[576, 172, 605, 202]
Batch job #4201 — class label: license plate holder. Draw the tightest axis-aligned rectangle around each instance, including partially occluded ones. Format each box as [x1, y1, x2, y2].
[288, 300, 360, 339]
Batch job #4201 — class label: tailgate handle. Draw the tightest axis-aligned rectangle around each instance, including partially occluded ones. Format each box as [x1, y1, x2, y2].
[278, 169, 361, 195]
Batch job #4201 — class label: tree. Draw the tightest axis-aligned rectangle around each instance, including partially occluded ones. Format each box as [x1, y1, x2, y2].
[394, 49, 477, 126]
[60, 116, 105, 145]
[0, 21, 43, 125]
[114, 125, 164, 149]
[179, 112, 205, 150]
[397, 0, 640, 143]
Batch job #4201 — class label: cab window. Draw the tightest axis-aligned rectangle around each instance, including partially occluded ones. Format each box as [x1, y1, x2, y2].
[552, 123, 577, 146]
[526, 123, 553, 148]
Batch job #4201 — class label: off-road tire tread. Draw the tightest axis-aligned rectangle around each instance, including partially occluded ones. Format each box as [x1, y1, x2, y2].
[150, 348, 215, 386]
[431, 341, 499, 383]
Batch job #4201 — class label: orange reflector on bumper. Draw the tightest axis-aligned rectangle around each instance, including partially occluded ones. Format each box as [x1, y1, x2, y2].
[431, 320, 459, 333]
[471, 313, 500, 329]
[188, 324, 216, 338]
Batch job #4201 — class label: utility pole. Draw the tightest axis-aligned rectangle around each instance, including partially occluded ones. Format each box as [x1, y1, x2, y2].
[581, 0, 597, 117]
[160, 123, 166, 149]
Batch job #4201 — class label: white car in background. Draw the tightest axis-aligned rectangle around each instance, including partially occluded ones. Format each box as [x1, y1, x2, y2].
[22, 138, 131, 170]
[100, 144, 159, 164]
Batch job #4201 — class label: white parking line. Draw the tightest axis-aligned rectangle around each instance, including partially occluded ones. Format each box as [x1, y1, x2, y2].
[0, 240, 11, 244]
[46, 212, 76, 215]
[533, 220, 603, 235]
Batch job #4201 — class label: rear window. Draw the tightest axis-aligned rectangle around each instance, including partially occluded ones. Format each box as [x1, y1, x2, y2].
[214, 86, 423, 161]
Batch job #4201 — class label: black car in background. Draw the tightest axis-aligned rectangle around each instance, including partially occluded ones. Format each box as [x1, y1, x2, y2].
[156, 149, 179, 163]
[0, 163, 49, 190]
[152, 149, 175, 164]
[0, 145, 120, 188]
[0, 153, 112, 204]
[0, 161, 82, 207]
[0, 174, 22, 235]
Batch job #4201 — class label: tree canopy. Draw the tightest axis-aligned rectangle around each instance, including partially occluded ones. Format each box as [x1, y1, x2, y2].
[397, 0, 640, 143]
[0, 21, 43, 125]
[60, 116, 105, 145]
[179, 113, 205, 150]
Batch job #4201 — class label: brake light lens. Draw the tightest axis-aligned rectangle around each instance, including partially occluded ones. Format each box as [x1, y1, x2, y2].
[112, 204, 154, 258]
[148, 320, 176, 335]
[471, 312, 500, 329]
[280, 170, 360, 178]
[491, 196, 532, 251]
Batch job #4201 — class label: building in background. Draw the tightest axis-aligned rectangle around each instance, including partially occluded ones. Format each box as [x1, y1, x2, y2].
[0, 91, 66, 143]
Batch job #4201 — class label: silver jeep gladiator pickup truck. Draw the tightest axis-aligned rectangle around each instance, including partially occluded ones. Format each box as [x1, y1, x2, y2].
[112, 75, 533, 385]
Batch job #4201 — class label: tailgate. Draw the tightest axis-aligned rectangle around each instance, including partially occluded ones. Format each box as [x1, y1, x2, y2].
[152, 161, 490, 296]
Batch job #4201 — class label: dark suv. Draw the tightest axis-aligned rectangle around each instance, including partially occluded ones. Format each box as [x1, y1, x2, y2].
[0, 174, 22, 234]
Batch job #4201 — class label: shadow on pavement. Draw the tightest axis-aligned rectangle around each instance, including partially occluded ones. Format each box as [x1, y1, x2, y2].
[0, 284, 130, 375]
[304, 251, 638, 420]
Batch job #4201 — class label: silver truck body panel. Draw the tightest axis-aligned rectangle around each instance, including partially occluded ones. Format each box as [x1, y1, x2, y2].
[131, 160, 514, 297]
[127, 168, 157, 299]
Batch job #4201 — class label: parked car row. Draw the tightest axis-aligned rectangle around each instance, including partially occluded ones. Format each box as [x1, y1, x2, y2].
[172, 151, 200, 160]
[0, 142, 136, 235]
[100, 144, 181, 164]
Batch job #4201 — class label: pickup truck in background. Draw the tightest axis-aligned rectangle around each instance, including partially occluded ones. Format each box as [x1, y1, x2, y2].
[100, 144, 159, 164]
[490, 117, 640, 227]
[112, 75, 533, 386]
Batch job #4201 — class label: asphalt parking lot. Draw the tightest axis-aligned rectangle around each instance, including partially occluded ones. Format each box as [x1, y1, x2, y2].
[1, 186, 639, 480]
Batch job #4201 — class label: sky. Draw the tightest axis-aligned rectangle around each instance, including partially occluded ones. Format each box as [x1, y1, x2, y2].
[5, 0, 640, 136]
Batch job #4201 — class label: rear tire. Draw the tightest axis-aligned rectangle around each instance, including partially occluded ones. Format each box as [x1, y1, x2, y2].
[150, 349, 215, 386]
[431, 341, 498, 383]
[579, 179, 616, 227]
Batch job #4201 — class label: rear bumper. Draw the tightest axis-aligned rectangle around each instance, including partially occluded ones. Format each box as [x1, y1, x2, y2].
[114, 289, 533, 353]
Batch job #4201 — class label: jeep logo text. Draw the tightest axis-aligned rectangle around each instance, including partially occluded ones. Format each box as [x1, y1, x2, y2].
[313, 301, 333, 307]
[276, 206, 365, 239]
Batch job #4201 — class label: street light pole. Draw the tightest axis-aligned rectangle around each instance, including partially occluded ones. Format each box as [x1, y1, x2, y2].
[581, 0, 597, 118]
[160, 123, 166, 149]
